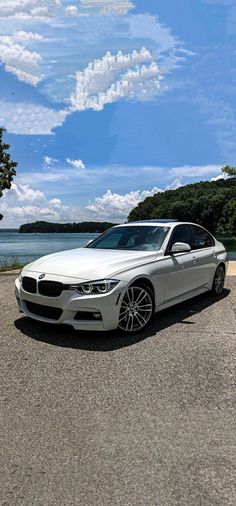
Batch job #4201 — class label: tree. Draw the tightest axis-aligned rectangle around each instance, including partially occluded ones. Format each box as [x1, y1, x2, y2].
[221, 165, 236, 177]
[128, 178, 236, 235]
[0, 128, 17, 221]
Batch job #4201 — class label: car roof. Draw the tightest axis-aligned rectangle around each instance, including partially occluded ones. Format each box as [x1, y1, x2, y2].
[114, 221, 209, 228]
[131, 219, 179, 224]
[115, 220, 179, 228]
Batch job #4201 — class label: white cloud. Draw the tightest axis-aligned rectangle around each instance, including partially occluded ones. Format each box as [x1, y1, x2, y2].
[0, 6, 185, 130]
[0, 191, 70, 225]
[19, 171, 69, 184]
[8, 203, 68, 220]
[127, 14, 179, 53]
[170, 164, 222, 178]
[0, 35, 43, 85]
[166, 178, 183, 190]
[71, 48, 164, 112]
[0, 101, 68, 135]
[1, 165, 228, 227]
[13, 31, 45, 42]
[211, 173, 228, 181]
[2, 186, 163, 225]
[49, 198, 63, 207]
[9, 184, 46, 203]
[86, 187, 163, 219]
[80, 0, 134, 15]
[66, 158, 86, 170]
[43, 156, 59, 166]
[65, 5, 79, 16]
[0, 0, 134, 19]
[0, 47, 164, 135]
[0, 0, 63, 19]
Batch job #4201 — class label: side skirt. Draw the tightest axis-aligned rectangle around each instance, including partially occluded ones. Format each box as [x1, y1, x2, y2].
[156, 285, 209, 312]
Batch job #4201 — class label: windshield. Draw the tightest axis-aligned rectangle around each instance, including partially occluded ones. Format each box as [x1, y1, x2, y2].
[87, 226, 170, 251]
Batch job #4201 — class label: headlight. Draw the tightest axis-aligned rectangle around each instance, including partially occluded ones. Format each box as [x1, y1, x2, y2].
[70, 279, 119, 295]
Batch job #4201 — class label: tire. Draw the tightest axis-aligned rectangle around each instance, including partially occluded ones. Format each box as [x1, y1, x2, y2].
[118, 283, 154, 333]
[211, 264, 225, 296]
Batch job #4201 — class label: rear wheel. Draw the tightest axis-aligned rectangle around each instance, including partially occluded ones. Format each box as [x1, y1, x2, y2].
[211, 264, 225, 296]
[118, 284, 154, 333]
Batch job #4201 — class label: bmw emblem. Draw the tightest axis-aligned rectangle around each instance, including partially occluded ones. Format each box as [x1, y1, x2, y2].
[39, 274, 46, 280]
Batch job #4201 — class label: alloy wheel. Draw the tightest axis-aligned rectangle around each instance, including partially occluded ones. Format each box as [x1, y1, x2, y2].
[118, 285, 154, 333]
[213, 265, 225, 295]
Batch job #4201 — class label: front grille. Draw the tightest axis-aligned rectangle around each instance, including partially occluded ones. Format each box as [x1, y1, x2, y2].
[22, 276, 37, 294]
[25, 301, 63, 320]
[38, 280, 63, 297]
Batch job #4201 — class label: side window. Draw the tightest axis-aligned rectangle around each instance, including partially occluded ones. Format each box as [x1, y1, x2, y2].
[191, 226, 215, 250]
[169, 225, 192, 249]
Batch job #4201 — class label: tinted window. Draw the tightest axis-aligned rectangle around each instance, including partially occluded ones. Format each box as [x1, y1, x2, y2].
[169, 225, 192, 249]
[191, 226, 215, 250]
[89, 229, 124, 250]
[87, 226, 169, 251]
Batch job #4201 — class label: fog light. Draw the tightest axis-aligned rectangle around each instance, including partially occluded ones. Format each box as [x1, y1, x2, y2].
[93, 312, 102, 319]
[75, 311, 102, 321]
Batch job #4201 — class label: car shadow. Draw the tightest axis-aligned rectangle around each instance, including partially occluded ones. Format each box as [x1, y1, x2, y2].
[14, 289, 230, 352]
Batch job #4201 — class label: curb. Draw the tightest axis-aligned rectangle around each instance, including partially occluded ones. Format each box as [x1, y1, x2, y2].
[228, 264, 236, 276]
[0, 269, 21, 276]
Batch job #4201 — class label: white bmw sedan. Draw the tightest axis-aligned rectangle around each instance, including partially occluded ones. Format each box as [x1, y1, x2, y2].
[15, 221, 228, 334]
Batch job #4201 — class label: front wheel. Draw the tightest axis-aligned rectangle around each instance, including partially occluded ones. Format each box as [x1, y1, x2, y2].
[118, 284, 154, 333]
[211, 265, 225, 296]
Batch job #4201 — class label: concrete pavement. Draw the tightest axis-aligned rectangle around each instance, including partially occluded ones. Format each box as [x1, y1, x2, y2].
[228, 261, 236, 276]
[0, 274, 236, 505]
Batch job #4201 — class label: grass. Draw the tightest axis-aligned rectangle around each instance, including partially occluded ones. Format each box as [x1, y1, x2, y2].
[0, 257, 24, 273]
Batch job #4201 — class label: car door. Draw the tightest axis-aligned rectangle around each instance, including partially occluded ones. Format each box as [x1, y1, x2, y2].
[164, 224, 198, 302]
[190, 225, 217, 287]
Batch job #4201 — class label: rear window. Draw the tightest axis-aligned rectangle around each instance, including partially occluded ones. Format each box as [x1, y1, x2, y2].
[191, 226, 215, 249]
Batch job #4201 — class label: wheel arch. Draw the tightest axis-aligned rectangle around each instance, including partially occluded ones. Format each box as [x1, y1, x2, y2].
[216, 261, 226, 273]
[128, 276, 156, 302]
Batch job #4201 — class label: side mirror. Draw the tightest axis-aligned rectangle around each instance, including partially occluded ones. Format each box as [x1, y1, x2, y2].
[171, 242, 191, 253]
[86, 239, 93, 246]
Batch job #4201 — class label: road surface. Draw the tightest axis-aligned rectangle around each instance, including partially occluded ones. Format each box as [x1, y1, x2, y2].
[1, 274, 236, 505]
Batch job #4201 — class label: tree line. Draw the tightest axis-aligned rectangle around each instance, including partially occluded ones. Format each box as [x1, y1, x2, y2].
[19, 221, 116, 233]
[128, 178, 236, 235]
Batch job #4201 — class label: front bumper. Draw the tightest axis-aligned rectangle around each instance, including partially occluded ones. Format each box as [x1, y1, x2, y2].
[15, 274, 127, 331]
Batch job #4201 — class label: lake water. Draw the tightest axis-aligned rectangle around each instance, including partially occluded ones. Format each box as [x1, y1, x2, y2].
[0, 231, 235, 266]
[0, 232, 99, 266]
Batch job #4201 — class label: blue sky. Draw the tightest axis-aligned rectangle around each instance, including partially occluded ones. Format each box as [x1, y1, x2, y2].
[0, 0, 235, 227]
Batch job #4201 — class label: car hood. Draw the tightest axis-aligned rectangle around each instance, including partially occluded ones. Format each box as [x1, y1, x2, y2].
[24, 247, 162, 280]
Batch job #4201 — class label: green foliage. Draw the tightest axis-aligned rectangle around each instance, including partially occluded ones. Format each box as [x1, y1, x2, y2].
[221, 165, 236, 177]
[0, 258, 23, 273]
[128, 179, 236, 235]
[217, 236, 236, 252]
[19, 221, 117, 233]
[0, 128, 17, 221]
